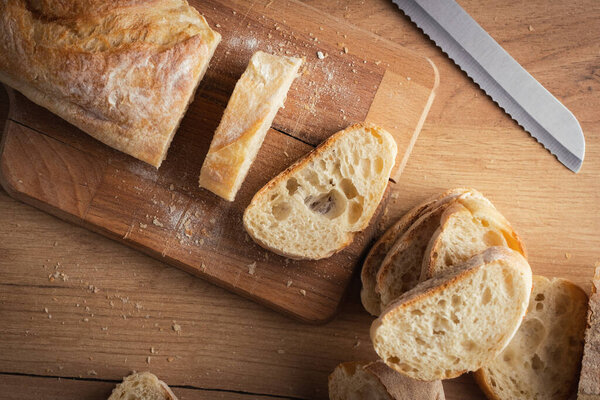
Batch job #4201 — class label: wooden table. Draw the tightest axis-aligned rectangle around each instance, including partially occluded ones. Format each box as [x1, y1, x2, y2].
[1, 1, 598, 398]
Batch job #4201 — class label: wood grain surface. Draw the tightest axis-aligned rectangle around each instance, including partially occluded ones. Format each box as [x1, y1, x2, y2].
[0, 0, 599, 399]
[0, 0, 437, 323]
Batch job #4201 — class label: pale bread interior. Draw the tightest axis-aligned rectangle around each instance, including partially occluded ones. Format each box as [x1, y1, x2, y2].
[243, 123, 397, 260]
[328, 362, 393, 400]
[475, 276, 588, 400]
[108, 371, 177, 400]
[371, 247, 532, 381]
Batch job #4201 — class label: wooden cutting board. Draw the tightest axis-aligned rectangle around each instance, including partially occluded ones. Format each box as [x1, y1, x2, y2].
[0, 0, 437, 323]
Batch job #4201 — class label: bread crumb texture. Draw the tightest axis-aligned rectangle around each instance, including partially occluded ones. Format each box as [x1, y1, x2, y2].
[371, 247, 532, 381]
[108, 371, 178, 400]
[476, 276, 588, 400]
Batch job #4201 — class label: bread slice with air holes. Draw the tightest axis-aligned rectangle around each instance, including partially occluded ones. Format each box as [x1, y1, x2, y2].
[375, 189, 481, 311]
[199, 51, 303, 201]
[474, 275, 588, 400]
[421, 191, 526, 280]
[243, 122, 397, 260]
[578, 266, 600, 400]
[328, 361, 445, 400]
[371, 246, 532, 381]
[108, 371, 177, 400]
[360, 188, 470, 316]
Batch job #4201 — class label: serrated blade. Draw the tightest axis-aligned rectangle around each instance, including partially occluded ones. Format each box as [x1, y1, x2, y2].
[392, 0, 585, 172]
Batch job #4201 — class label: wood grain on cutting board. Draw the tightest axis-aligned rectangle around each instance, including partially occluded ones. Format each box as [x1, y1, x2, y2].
[0, 0, 598, 399]
[0, 0, 437, 323]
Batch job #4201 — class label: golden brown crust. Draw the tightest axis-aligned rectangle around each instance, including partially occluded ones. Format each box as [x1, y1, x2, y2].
[579, 267, 600, 399]
[0, 0, 221, 167]
[364, 361, 446, 399]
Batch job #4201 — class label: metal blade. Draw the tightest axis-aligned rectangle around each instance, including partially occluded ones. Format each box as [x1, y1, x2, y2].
[392, 0, 585, 172]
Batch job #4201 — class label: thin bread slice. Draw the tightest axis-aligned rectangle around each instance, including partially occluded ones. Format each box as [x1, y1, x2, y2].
[328, 361, 445, 400]
[421, 191, 526, 280]
[371, 247, 532, 381]
[108, 371, 177, 400]
[243, 123, 397, 260]
[475, 275, 588, 400]
[375, 189, 481, 311]
[199, 51, 302, 201]
[360, 188, 470, 315]
[578, 266, 600, 400]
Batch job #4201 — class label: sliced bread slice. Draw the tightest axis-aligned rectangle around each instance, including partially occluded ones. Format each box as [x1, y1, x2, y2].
[108, 371, 177, 400]
[475, 275, 588, 400]
[578, 266, 600, 400]
[375, 189, 480, 311]
[371, 247, 532, 381]
[243, 123, 397, 260]
[328, 361, 445, 400]
[421, 191, 526, 280]
[360, 188, 469, 315]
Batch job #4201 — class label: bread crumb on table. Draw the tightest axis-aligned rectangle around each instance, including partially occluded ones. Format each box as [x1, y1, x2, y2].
[277, 349, 285, 354]
[299, 289, 306, 296]
[152, 218, 164, 227]
[248, 262, 256, 275]
[172, 322, 182, 334]
[565, 252, 572, 259]
[286, 280, 293, 287]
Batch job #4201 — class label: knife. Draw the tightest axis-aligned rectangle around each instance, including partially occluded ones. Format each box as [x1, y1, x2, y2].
[392, 0, 585, 172]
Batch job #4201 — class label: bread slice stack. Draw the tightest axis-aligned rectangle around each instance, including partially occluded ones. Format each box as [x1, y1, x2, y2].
[371, 247, 532, 380]
[108, 371, 177, 400]
[328, 361, 445, 400]
[244, 123, 397, 260]
[361, 188, 526, 314]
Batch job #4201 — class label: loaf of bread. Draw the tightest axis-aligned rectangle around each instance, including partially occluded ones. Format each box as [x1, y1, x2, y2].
[475, 275, 588, 400]
[0, 0, 221, 167]
[421, 191, 526, 280]
[578, 266, 600, 400]
[199, 51, 303, 201]
[360, 188, 468, 315]
[328, 361, 445, 400]
[108, 371, 177, 400]
[371, 247, 532, 381]
[375, 190, 477, 311]
[243, 123, 397, 260]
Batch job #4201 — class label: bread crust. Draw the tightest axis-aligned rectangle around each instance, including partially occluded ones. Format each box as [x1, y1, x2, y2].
[364, 361, 446, 399]
[360, 188, 470, 315]
[199, 51, 302, 201]
[0, 0, 221, 167]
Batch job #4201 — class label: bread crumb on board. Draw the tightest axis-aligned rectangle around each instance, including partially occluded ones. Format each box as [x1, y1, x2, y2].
[286, 280, 293, 287]
[299, 289, 306, 296]
[172, 322, 182, 334]
[152, 218, 164, 227]
[248, 262, 257, 275]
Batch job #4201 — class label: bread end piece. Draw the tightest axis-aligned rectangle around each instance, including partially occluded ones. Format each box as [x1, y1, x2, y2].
[243, 122, 397, 260]
[328, 361, 445, 400]
[199, 51, 303, 201]
[578, 266, 600, 400]
[108, 371, 178, 400]
[371, 247, 532, 381]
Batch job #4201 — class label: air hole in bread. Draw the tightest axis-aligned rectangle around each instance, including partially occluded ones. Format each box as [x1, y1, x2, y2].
[339, 179, 358, 199]
[531, 353, 544, 371]
[482, 287, 492, 305]
[536, 302, 544, 311]
[272, 202, 291, 221]
[348, 201, 363, 224]
[483, 230, 504, 247]
[411, 309, 424, 316]
[451, 312, 460, 324]
[451, 294, 462, 307]
[388, 356, 400, 365]
[480, 219, 490, 227]
[286, 178, 299, 195]
[535, 293, 545, 301]
[374, 157, 384, 174]
[305, 190, 346, 219]
[438, 299, 447, 307]
[370, 129, 383, 143]
[444, 252, 453, 267]
[521, 318, 546, 349]
[461, 340, 476, 351]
